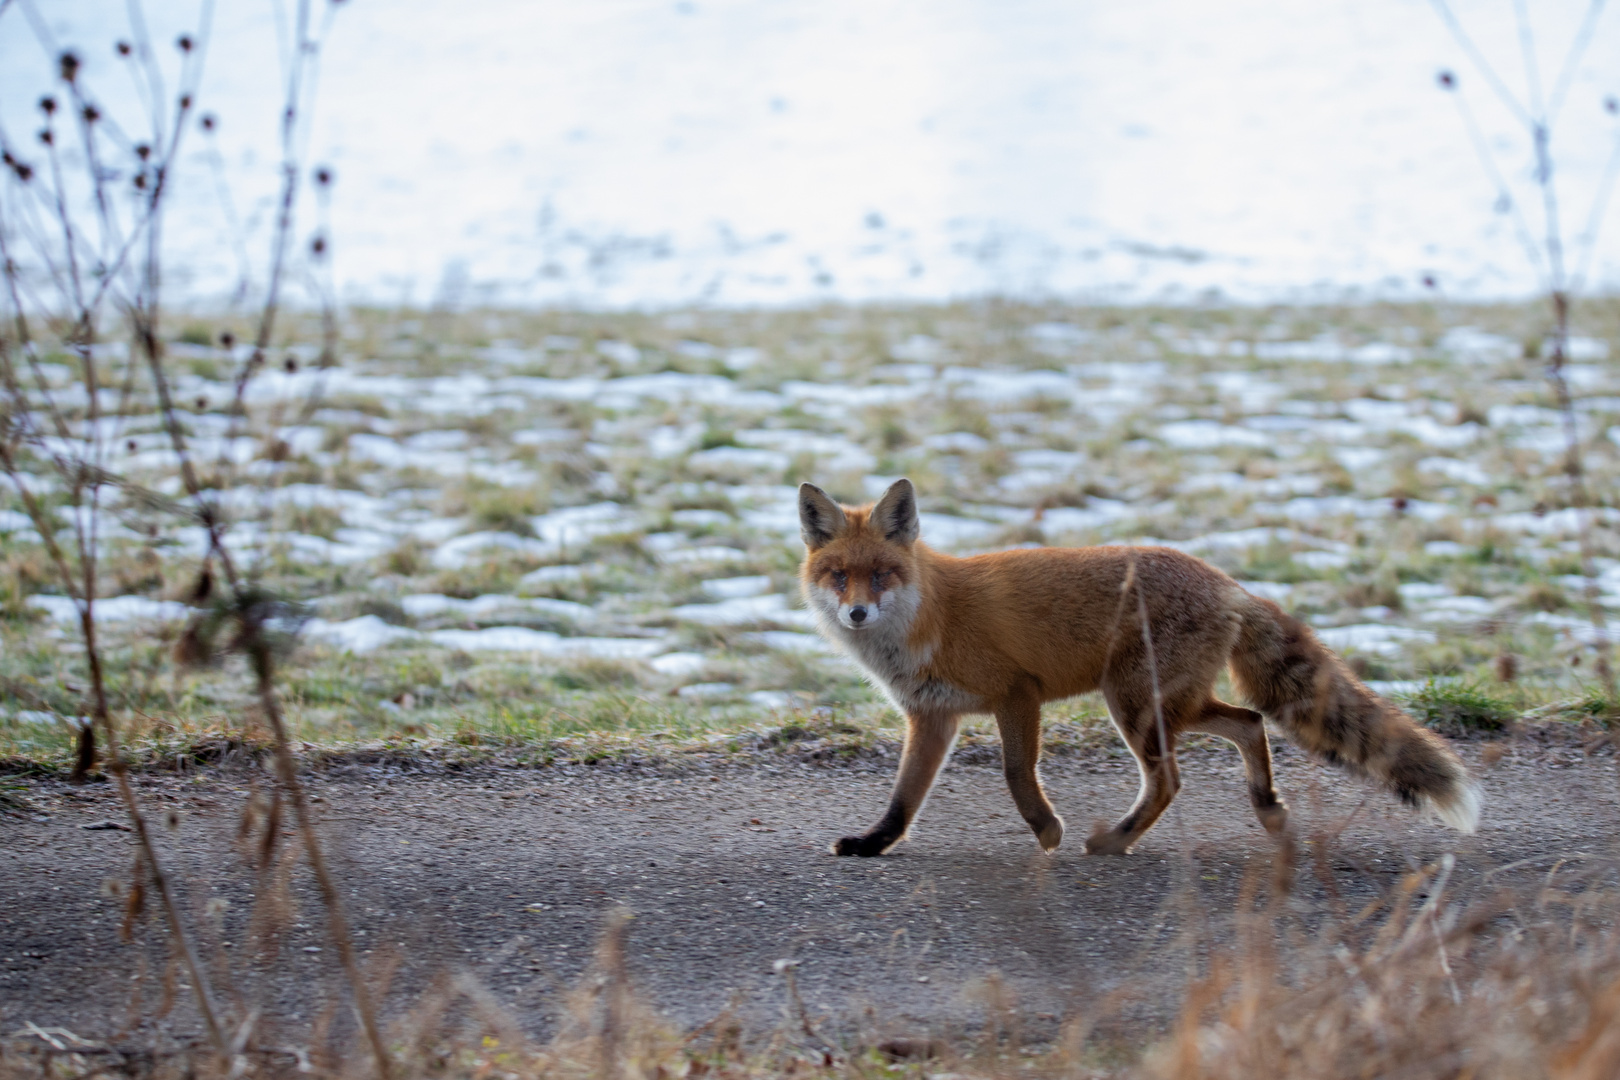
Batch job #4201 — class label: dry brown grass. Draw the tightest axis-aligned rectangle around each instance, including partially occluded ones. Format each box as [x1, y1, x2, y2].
[1138, 857, 1620, 1079]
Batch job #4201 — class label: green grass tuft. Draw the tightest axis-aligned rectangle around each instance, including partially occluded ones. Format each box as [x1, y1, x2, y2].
[1400, 678, 1520, 733]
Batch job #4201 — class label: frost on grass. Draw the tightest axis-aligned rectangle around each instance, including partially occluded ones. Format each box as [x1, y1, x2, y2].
[6, 300, 1620, 753]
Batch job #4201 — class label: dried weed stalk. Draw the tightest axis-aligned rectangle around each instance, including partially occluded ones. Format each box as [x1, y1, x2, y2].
[1, 0, 386, 1074]
[1431, 0, 1620, 699]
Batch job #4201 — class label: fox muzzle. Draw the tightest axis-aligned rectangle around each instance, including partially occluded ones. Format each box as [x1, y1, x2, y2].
[838, 602, 875, 629]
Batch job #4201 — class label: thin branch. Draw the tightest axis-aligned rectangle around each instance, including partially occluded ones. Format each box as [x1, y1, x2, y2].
[1547, 0, 1607, 125]
[1543, 291, 1614, 696]
[1444, 89, 1548, 286]
[0, 442, 229, 1060]
[123, 0, 168, 151]
[200, 121, 254, 302]
[1569, 121, 1620, 291]
[1533, 124, 1568, 291]
[256, 651, 394, 1080]
[1428, 0, 1533, 125]
[1429, 2, 1614, 696]
[1130, 562, 1194, 871]
[121, 1, 390, 1070]
[0, 206, 75, 444]
[41, 115, 86, 321]
[1511, 0, 1547, 123]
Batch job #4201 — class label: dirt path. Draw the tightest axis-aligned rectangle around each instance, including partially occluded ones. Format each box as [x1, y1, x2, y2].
[3, 737, 1617, 1048]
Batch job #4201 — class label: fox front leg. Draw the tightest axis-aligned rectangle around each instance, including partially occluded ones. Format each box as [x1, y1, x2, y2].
[832, 712, 959, 856]
[993, 686, 1065, 852]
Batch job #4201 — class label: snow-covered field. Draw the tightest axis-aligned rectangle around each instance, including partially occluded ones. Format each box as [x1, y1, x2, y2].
[4, 302, 1619, 754]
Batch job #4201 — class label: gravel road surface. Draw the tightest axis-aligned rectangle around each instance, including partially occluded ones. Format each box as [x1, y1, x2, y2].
[3, 736, 1615, 1048]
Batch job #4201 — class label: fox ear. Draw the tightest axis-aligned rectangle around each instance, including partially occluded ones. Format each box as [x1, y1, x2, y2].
[871, 478, 919, 544]
[798, 483, 847, 550]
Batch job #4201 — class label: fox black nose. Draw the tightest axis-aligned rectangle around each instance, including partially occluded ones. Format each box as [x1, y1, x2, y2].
[848, 605, 867, 623]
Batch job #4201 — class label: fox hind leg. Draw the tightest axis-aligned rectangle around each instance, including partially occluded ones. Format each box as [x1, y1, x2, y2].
[1087, 689, 1181, 855]
[832, 712, 959, 857]
[1182, 699, 1289, 835]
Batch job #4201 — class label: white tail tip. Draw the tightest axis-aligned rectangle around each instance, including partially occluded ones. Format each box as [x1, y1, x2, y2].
[1431, 782, 1481, 834]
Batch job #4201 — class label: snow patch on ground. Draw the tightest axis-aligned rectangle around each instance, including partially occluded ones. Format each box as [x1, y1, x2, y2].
[28, 595, 188, 624]
[1314, 624, 1437, 656]
[670, 594, 814, 628]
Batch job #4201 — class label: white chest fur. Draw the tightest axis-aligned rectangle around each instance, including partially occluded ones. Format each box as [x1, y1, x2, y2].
[806, 583, 985, 718]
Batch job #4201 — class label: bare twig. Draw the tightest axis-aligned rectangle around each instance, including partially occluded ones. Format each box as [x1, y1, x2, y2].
[1428, 0, 1533, 125]
[1, 1, 363, 1069]
[116, 0, 388, 1071]
[0, 439, 229, 1066]
[773, 958, 835, 1059]
[253, 639, 394, 1080]
[1431, 1, 1618, 700]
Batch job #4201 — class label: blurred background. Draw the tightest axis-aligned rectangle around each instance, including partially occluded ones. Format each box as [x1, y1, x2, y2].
[6, 0, 1620, 308]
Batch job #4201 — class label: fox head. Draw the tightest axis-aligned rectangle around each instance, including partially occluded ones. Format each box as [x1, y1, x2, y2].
[798, 478, 921, 633]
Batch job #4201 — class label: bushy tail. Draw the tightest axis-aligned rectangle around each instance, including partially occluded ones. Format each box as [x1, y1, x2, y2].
[1227, 593, 1480, 833]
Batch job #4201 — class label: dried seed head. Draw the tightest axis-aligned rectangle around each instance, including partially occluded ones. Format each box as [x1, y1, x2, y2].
[195, 395, 209, 410]
[176, 34, 194, 53]
[1422, 274, 1437, 289]
[1437, 70, 1456, 90]
[219, 330, 235, 348]
[314, 165, 333, 186]
[132, 172, 146, 189]
[59, 52, 80, 84]
[135, 143, 151, 161]
[284, 355, 298, 373]
[116, 41, 132, 57]
[200, 113, 216, 132]
[120, 874, 146, 941]
[179, 93, 193, 109]
[126, 438, 137, 453]
[1494, 652, 1518, 683]
[81, 104, 99, 124]
[38, 129, 53, 147]
[311, 235, 326, 256]
[38, 96, 56, 115]
[1607, 96, 1619, 115]
[189, 566, 213, 603]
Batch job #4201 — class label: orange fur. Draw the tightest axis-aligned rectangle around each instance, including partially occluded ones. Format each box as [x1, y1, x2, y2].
[799, 479, 1480, 857]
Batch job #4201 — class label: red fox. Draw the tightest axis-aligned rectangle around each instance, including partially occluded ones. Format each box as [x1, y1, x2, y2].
[798, 478, 1480, 857]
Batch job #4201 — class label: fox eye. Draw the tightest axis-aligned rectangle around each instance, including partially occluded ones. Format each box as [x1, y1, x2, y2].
[871, 570, 888, 591]
[831, 570, 848, 590]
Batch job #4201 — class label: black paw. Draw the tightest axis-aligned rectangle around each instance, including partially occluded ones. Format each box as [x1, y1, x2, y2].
[831, 834, 891, 857]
